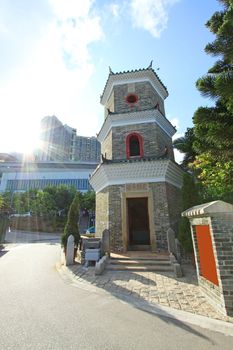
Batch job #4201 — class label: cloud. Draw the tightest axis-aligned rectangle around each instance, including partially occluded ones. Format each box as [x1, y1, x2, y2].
[168, 117, 184, 164]
[49, 0, 103, 69]
[169, 117, 179, 130]
[129, 0, 179, 38]
[109, 3, 120, 18]
[0, 0, 104, 152]
[174, 149, 184, 164]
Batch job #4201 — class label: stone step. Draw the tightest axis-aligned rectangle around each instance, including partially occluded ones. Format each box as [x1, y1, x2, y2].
[128, 245, 151, 251]
[106, 256, 173, 272]
[106, 264, 173, 272]
[110, 259, 171, 266]
[110, 256, 170, 262]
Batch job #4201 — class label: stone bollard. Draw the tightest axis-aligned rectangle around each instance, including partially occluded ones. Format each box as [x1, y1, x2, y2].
[95, 255, 108, 275]
[173, 263, 183, 278]
[101, 229, 110, 257]
[167, 227, 178, 258]
[66, 235, 74, 266]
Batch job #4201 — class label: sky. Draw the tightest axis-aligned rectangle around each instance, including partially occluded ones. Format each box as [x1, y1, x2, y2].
[0, 0, 222, 161]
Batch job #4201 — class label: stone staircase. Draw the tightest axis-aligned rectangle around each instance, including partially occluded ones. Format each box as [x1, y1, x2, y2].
[105, 252, 174, 273]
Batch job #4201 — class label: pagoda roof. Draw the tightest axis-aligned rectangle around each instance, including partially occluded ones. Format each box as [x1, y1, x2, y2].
[100, 65, 169, 105]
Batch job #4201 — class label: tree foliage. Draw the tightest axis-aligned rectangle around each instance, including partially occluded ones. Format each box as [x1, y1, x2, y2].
[174, 1, 233, 203]
[196, 0, 233, 111]
[178, 174, 200, 252]
[81, 190, 95, 213]
[8, 185, 76, 216]
[61, 193, 80, 249]
[0, 194, 3, 210]
[173, 128, 197, 169]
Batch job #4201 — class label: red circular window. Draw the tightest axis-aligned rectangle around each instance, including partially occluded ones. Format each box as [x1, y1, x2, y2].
[125, 93, 138, 104]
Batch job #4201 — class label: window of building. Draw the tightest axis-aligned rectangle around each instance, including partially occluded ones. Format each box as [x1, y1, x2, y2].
[126, 133, 144, 159]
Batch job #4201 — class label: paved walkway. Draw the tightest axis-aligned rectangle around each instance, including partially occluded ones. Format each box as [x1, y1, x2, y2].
[60, 261, 233, 324]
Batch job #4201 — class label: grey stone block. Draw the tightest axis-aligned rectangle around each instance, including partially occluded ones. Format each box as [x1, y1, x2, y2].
[85, 248, 101, 261]
[95, 255, 108, 275]
[65, 235, 74, 266]
[173, 263, 183, 278]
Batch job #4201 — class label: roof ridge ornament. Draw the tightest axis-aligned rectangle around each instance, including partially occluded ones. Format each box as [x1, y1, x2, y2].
[147, 60, 153, 69]
[109, 66, 114, 74]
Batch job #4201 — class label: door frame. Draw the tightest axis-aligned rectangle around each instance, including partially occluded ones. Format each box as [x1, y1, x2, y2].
[127, 197, 150, 246]
[121, 191, 156, 252]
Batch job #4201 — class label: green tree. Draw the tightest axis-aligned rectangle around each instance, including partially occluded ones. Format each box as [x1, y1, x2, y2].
[196, 0, 233, 112]
[0, 193, 9, 243]
[2, 192, 11, 211]
[174, 1, 233, 202]
[0, 194, 3, 210]
[194, 1, 233, 200]
[178, 174, 200, 252]
[81, 191, 95, 212]
[12, 192, 29, 213]
[52, 185, 76, 214]
[61, 193, 80, 249]
[173, 128, 197, 169]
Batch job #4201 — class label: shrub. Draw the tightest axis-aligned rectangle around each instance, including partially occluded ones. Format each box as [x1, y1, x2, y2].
[0, 215, 9, 243]
[61, 193, 80, 249]
[178, 173, 199, 253]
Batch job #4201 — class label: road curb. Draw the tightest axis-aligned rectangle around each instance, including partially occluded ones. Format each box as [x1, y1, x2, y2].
[56, 263, 233, 337]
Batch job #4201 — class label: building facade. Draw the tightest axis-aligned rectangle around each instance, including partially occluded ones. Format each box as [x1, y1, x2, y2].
[75, 136, 101, 162]
[90, 66, 184, 252]
[0, 161, 97, 193]
[37, 116, 100, 163]
[38, 116, 76, 162]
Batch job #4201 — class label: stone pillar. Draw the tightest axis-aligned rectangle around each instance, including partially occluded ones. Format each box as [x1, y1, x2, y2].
[101, 229, 110, 256]
[66, 235, 74, 266]
[182, 200, 233, 317]
[167, 228, 177, 257]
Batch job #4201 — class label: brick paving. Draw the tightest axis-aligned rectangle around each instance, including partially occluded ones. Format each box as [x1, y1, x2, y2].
[62, 262, 233, 323]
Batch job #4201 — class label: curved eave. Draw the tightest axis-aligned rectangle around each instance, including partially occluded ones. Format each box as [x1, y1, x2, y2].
[100, 68, 168, 105]
[97, 109, 176, 142]
[90, 159, 183, 193]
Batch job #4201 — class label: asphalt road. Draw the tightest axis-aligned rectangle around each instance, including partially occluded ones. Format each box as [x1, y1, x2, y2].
[5, 229, 61, 244]
[0, 243, 233, 350]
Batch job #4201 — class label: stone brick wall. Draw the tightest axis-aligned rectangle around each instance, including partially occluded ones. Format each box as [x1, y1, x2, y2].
[105, 90, 114, 117]
[95, 181, 181, 253]
[101, 130, 112, 159]
[10, 216, 65, 232]
[112, 82, 165, 115]
[191, 224, 225, 312]
[190, 214, 233, 317]
[149, 182, 181, 251]
[95, 190, 109, 238]
[108, 185, 124, 251]
[111, 123, 174, 160]
[211, 216, 233, 316]
[95, 185, 124, 251]
[166, 182, 182, 234]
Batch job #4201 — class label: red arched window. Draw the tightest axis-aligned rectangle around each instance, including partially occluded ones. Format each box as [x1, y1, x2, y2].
[126, 133, 144, 159]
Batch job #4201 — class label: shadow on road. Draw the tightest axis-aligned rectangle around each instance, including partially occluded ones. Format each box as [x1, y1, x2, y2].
[65, 263, 215, 345]
[0, 248, 9, 258]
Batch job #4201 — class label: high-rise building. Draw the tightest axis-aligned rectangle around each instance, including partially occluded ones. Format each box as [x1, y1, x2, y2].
[75, 136, 101, 162]
[37, 116, 100, 163]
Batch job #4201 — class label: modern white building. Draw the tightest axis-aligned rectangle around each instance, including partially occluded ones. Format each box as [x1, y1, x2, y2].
[36, 115, 100, 163]
[0, 161, 98, 193]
